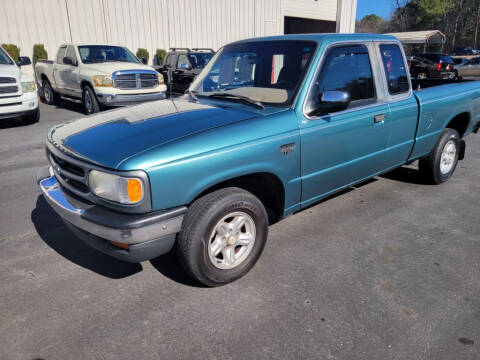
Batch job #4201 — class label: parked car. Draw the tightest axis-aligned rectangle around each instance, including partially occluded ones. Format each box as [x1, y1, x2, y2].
[157, 48, 214, 94]
[453, 57, 468, 66]
[37, 34, 480, 286]
[0, 47, 39, 124]
[455, 56, 480, 77]
[35, 44, 167, 114]
[408, 53, 456, 79]
[451, 46, 476, 55]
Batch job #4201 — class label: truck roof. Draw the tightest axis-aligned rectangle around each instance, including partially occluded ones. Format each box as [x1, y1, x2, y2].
[231, 33, 397, 45]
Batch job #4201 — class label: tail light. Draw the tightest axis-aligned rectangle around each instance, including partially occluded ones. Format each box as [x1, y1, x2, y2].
[436, 61, 442, 71]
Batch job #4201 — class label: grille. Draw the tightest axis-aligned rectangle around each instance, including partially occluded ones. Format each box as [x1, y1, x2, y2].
[48, 149, 90, 195]
[0, 86, 18, 94]
[0, 77, 16, 84]
[113, 71, 158, 89]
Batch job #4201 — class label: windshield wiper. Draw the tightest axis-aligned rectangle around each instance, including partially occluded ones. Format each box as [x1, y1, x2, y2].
[186, 89, 199, 102]
[207, 92, 265, 110]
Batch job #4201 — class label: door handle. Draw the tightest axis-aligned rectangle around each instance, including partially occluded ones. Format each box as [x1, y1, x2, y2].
[374, 114, 386, 123]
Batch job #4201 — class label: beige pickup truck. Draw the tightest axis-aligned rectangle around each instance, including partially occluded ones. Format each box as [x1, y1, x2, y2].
[35, 44, 167, 114]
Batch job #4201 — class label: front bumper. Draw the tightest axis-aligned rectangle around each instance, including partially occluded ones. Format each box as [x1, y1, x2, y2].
[96, 90, 167, 107]
[0, 91, 38, 119]
[37, 167, 186, 262]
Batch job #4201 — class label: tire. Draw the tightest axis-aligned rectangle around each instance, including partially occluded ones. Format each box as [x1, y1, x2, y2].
[419, 128, 460, 184]
[22, 107, 40, 125]
[82, 85, 100, 115]
[177, 187, 269, 287]
[42, 78, 59, 105]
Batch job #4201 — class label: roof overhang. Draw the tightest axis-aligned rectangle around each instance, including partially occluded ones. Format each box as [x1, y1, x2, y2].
[384, 30, 446, 44]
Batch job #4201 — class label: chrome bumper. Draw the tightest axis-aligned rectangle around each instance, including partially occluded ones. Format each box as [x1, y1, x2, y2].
[38, 167, 186, 243]
[96, 91, 166, 106]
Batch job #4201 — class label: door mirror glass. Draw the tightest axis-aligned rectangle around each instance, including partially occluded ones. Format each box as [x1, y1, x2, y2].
[16, 56, 31, 66]
[141, 57, 147, 64]
[62, 56, 75, 66]
[317, 91, 350, 114]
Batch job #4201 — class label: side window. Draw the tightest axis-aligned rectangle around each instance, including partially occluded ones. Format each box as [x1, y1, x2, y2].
[56, 46, 67, 64]
[305, 44, 375, 116]
[65, 46, 77, 65]
[379, 44, 409, 95]
[177, 54, 190, 69]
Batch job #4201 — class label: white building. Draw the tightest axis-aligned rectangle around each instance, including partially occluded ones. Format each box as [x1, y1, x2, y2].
[1, 0, 357, 69]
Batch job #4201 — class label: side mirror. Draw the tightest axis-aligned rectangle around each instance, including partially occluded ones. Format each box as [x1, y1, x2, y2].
[141, 57, 147, 64]
[317, 91, 351, 114]
[63, 56, 75, 66]
[16, 56, 31, 67]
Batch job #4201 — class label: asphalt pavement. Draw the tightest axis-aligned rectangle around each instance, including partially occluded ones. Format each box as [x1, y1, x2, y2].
[1, 100, 480, 360]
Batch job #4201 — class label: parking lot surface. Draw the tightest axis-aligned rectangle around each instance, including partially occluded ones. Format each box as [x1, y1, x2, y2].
[1, 101, 480, 360]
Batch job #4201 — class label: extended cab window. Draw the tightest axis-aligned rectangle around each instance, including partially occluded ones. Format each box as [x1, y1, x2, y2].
[56, 46, 67, 64]
[379, 44, 409, 95]
[305, 44, 375, 116]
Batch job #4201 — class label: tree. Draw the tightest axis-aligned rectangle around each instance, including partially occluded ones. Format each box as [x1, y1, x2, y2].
[356, 14, 385, 33]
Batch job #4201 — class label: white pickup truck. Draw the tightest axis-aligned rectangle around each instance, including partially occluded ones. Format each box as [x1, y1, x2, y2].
[0, 47, 39, 124]
[35, 44, 167, 114]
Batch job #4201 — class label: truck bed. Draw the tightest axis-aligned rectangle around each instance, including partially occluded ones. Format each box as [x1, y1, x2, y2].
[410, 78, 480, 160]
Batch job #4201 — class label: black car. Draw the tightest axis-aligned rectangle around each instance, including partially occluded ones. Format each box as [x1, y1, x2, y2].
[408, 53, 456, 79]
[157, 48, 214, 94]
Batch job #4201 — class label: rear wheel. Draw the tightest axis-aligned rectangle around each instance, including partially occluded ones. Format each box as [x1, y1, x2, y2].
[419, 128, 460, 184]
[82, 86, 100, 115]
[417, 72, 427, 79]
[42, 79, 59, 105]
[177, 187, 269, 286]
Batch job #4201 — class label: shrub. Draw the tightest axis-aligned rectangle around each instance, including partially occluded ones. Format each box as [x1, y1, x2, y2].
[136, 48, 149, 64]
[1, 44, 20, 61]
[156, 49, 167, 65]
[33, 44, 48, 64]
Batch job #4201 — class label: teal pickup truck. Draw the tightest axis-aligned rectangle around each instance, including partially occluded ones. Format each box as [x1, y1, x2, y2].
[37, 34, 480, 286]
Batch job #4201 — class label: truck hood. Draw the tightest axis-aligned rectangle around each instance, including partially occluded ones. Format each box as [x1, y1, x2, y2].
[0, 64, 21, 81]
[48, 98, 279, 169]
[80, 61, 157, 74]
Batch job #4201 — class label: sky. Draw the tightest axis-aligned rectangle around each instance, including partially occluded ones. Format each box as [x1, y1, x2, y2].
[356, 0, 395, 20]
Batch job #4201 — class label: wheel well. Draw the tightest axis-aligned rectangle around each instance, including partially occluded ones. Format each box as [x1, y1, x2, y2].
[80, 81, 92, 90]
[446, 112, 470, 138]
[195, 173, 285, 224]
[40, 74, 49, 84]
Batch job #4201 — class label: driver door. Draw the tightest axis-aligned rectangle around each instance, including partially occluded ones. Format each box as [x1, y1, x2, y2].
[299, 43, 389, 206]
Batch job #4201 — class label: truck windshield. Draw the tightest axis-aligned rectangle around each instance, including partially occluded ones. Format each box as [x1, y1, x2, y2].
[188, 53, 213, 69]
[78, 45, 140, 64]
[190, 40, 316, 106]
[0, 48, 14, 65]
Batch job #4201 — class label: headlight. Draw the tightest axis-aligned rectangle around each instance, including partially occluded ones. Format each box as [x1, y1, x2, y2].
[22, 81, 36, 93]
[157, 72, 164, 84]
[89, 170, 144, 204]
[92, 75, 113, 87]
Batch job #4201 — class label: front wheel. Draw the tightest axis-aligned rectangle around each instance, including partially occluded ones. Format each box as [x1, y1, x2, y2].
[177, 187, 269, 286]
[419, 128, 460, 184]
[82, 86, 100, 115]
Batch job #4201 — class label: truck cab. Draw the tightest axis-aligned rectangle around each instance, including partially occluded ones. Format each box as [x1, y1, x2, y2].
[0, 47, 39, 124]
[157, 48, 214, 94]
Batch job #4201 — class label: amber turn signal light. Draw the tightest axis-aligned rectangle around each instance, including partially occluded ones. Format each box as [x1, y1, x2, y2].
[127, 178, 143, 203]
[110, 241, 129, 250]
